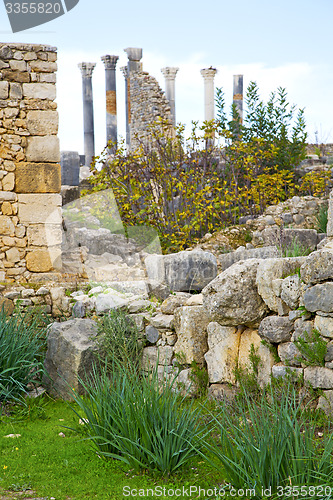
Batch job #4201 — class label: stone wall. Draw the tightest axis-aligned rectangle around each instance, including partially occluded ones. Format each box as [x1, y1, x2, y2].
[0, 43, 61, 283]
[129, 71, 173, 150]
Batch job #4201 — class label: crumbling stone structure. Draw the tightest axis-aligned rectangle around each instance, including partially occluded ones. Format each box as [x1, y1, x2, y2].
[0, 42, 61, 282]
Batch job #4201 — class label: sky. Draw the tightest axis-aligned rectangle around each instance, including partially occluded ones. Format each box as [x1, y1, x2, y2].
[0, 0, 332, 157]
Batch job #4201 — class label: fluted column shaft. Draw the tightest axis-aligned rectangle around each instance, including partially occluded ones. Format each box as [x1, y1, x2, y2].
[161, 67, 179, 126]
[78, 62, 96, 166]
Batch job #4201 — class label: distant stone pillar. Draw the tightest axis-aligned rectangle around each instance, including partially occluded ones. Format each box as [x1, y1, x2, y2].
[124, 47, 143, 72]
[78, 62, 96, 167]
[161, 67, 179, 126]
[101, 55, 119, 148]
[233, 74, 243, 124]
[200, 67, 217, 122]
[201, 67, 217, 146]
[120, 66, 130, 148]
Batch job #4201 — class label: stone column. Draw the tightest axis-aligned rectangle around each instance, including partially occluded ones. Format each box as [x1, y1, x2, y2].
[161, 67, 179, 126]
[120, 66, 130, 148]
[233, 74, 243, 124]
[101, 55, 119, 148]
[78, 62, 96, 167]
[200, 67, 217, 122]
[201, 67, 217, 146]
[124, 47, 143, 72]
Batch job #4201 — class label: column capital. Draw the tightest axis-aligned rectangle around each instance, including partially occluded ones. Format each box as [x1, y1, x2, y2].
[161, 67, 179, 80]
[78, 62, 96, 78]
[101, 55, 119, 70]
[124, 47, 143, 62]
[200, 67, 217, 80]
[120, 66, 128, 79]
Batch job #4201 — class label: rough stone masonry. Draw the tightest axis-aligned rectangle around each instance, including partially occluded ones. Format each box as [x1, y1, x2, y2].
[0, 43, 61, 282]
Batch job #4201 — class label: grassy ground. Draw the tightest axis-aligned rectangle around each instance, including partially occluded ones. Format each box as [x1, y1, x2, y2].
[0, 396, 222, 500]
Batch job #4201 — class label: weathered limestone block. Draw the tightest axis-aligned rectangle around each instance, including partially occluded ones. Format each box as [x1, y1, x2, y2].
[95, 293, 129, 315]
[1, 202, 12, 215]
[0, 81, 9, 99]
[271, 365, 303, 380]
[300, 249, 333, 284]
[2, 173, 15, 191]
[256, 257, 306, 312]
[317, 390, 333, 415]
[150, 314, 174, 330]
[27, 60, 57, 73]
[203, 259, 268, 327]
[258, 316, 293, 343]
[0, 297, 14, 315]
[292, 318, 314, 341]
[278, 342, 302, 367]
[5, 247, 20, 263]
[145, 250, 217, 292]
[314, 315, 333, 339]
[26, 224, 62, 246]
[303, 283, 333, 313]
[174, 368, 199, 397]
[145, 325, 160, 343]
[0, 216, 15, 236]
[15, 163, 61, 193]
[160, 293, 191, 314]
[173, 305, 210, 364]
[22, 83, 56, 100]
[0, 192, 16, 202]
[26, 137, 60, 162]
[304, 366, 333, 389]
[26, 110, 58, 135]
[43, 319, 98, 399]
[207, 383, 238, 402]
[18, 194, 62, 224]
[204, 322, 240, 384]
[142, 345, 173, 370]
[26, 249, 52, 272]
[280, 274, 301, 309]
[237, 328, 275, 387]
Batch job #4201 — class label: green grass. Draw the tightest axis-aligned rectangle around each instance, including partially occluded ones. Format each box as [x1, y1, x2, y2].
[0, 396, 221, 500]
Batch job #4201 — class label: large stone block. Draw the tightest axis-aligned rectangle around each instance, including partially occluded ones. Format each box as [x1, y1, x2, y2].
[26, 110, 58, 135]
[43, 319, 98, 399]
[314, 315, 333, 339]
[238, 328, 275, 387]
[256, 257, 306, 312]
[304, 367, 333, 389]
[15, 163, 61, 193]
[173, 305, 210, 365]
[26, 249, 53, 272]
[0, 215, 15, 236]
[26, 136, 60, 162]
[303, 283, 333, 313]
[203, 259, 268, 328]
[26, 224, 62, 246]
[145, 249, 217, 292]
[300, 249, 333, 284]
[258, 316, 293, 343]
[18, 193, 62, 224]
[22, 83, 56, 100]
[0, 81, 9, 99]
[204, 322, 240, 384]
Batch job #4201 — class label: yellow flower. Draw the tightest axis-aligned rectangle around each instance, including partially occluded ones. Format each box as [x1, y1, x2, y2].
[3, 465, 7, 470]
[15, 447, 18, 451]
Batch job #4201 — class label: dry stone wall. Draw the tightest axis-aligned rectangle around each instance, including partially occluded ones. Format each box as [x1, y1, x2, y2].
[0, 43, 61, 283]
[129, 71, 173, 150]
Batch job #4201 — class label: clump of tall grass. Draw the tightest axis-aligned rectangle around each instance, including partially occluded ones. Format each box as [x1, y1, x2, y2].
[205, 385, 333, 499]
[0, 307, 46, 403]
[70, 363, 204, 475]
[316, 204, 328, 234]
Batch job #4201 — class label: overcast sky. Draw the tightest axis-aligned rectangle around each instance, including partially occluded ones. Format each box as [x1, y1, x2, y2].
[0, 0, 332, 156]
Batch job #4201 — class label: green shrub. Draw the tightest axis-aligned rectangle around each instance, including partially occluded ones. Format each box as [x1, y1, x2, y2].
[70, 363, 204, 474]
[0, 308, 47, 403]
[205, 385, 333, 498]
[316, 204, 328, 233]
[294, 328, 328, 367]
[93, 309, 143, 372]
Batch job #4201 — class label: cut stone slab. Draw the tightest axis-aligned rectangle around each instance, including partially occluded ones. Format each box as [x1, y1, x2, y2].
[258, 316, 293, 343]
[15, 163, 61, 193]
[173, 305, 210, 365]
[304, 366, 333, 389]
[145, 249, 217, 292]
[203, 259, 268, 328]
[43, 319, 98, 400]
[204, 322, 240, 384]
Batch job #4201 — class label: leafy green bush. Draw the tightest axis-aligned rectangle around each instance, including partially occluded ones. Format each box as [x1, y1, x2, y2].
[0, 308, 46, 403]
[93, 309, 143, 372]
[205, 386, 333, 498]
[70, 363, 204, 474]
[294, 328, 327, 367]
